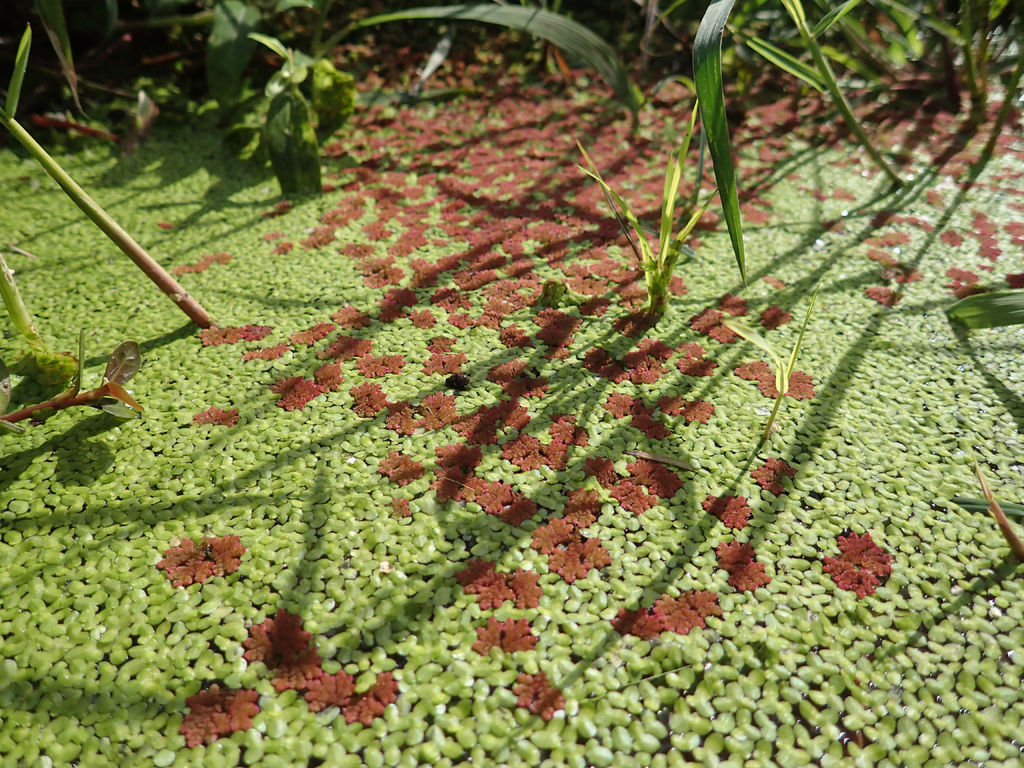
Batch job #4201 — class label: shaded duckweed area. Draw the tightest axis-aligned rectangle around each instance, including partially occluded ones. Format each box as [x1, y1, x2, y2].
[2, 77, 1023, 768]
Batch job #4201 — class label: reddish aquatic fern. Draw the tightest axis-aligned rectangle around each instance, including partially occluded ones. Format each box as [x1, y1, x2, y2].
[513, 672, 564, 721]
[180, 686, 259, 748]
[823, 532, 892, 597]
[158, 536, 246, 587]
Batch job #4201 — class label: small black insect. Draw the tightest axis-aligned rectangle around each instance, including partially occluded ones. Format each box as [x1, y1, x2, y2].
[445, 373, 471, 391]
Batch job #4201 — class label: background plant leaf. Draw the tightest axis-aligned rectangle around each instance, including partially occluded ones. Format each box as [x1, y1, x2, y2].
[946, 290, 1024, 329]
[694, 0, 746, 284]
[207, 0, 262, 107]
[738, 33, 826, 91]
[0, 356, 10, 413]
[103, 340, 142, 385]
[811, 0, 864, 37]
[265, 89, 321, 195]
[354, 4, 644, 117]
[311, 59, 355, 136]
[34, 0, 81, 111]
[4, 25, 32, 118]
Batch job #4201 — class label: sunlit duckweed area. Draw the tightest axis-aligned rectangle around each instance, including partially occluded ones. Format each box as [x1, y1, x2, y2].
[2, 78, 1023, 767]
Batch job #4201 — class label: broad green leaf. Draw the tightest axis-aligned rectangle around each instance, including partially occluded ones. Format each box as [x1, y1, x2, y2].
[811, 0, 863, 37]
[740, 33, 826, 91]
[693, 0, 746, 284]
[102, 0, 119, 38]
[946, 290, 1024, 329]
[103, 340, 142, 385]
[207, 1, 262, 106]
[275, 0, 315, 10]
[0, 356, 10, 413]
[249, 32, 290, 60]
[354, 5, 644, 117]
[4, 25, 32, 118]
[265, 89, 322, 196]
[311, 59, 355, 136]
[34, 0, 81, 111]
[954, 497, 1024, 519]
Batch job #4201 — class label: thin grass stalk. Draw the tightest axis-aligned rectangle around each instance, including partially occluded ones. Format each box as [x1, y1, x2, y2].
[781, 0, 902, 186]
[975, 465, 1024, 561]
[0, 115, 212, 328]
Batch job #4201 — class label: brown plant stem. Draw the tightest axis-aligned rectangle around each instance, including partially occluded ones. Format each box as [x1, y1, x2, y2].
[1, 115, 212, 328]
[0, 380, 138, 424]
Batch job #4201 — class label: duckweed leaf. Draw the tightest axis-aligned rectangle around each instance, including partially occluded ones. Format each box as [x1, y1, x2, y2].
[946, 289, 1024, 329]
[4, 25, 31, 118]
[103, 340, 142, 385]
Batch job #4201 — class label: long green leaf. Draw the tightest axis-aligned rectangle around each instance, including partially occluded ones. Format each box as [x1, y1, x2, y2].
[739, 33, 826, 91]
[693, 0, 746, 284]
[811, 0, 863, 37]
[946, 290, 1024, 329]
[784, 281, 820, 378]
[354, 5, 643, 117]
[954, 497, 1024, 519]
[34, 0, 80, 111]
[4, 25, 32, 118]
[207, 0, 262, 106]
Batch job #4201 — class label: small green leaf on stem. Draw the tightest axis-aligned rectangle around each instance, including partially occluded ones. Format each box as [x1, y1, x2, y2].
[103, 340, 142, 385]
[4, 25, 32, 118]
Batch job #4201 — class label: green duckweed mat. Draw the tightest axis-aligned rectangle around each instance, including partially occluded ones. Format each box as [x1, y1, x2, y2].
[2, 78, 1023, 768]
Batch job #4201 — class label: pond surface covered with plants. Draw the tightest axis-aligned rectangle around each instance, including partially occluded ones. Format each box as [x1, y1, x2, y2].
[1, 2, 1023, 767]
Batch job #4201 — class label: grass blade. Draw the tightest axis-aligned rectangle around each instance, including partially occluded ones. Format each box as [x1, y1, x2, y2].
[577, 142, 651, 263]
[4, 26, 32, 118]
[784, 281, 821, 379]
[811, 0, 864, 37]
[34, 0, 81, 111]
[354, 5, 644, 118]
[738, 32, 826, 91]
[693, 0, 746, 285]
[722, 318, 787, 393]
[954, 497, 1024, 519]
[946, 290, 1024, 329]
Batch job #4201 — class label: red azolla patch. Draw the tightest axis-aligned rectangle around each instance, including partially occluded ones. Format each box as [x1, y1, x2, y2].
[563, 488, 601, 527]
[503, 434, 568, 471]
[417, 393, 459, 430]
[533, 308, 580, 351]
[584, 456, 618, 487]
[192, 407, 239, 427]
[456, 560, 539, 609]
[702, 495, 752, 529]
[611, 480, 659, 515]
[514, 672, 565, 721]
[378, 451, 424, 486]
[340, 673, 398, 726]
[627, 459, 683, 499]
[270, 376, 323, 410]
[243, 609, 323, 691]
[423, 352, 467, 375]
[550, 415, 588, 447]
[1006, 273, 1024, 289]
[760, 305, 792, 329]
[313, 361, 344, 391]
[357, 354, 406, 377]
[463, 478, 538, 525]
[173, 251, 232, 276]
[243, 344, 290, 361]
[180, 686, 259, 748]
[658, 395, 714, 423]
[350, 382, 389, 417]
[432, 442, 483, 500]
[378, 288, 419, 322]
[409, 309, 437, 328]
[547, 537, 611, 583]
[718, 293, 748, 316]
[454, 399, 530, 445]
[272, 241, 294, 255]
[689, 308, 737, 343]
[531, 517, 576, 554]
[734, 362, 815, 399]
[751, 457, 796, 495]
[652, 591, 722, 635]
[473, 618, 537, 654]
[716, 541, 771, 591]
[499, 324, 534, 348]
[612, 607, 664, 639]
[290, 322, 336, 346]
[391, 498, 412, 518]
[331, 306, 371, 329]
[583, 347, 627, 382]
[304, 670, 355, 713]
[199, 325, 272, 347]
[158, 535, 246, 587]
[866, 285, 903, 307]
[319, 335, 373, 360]
[945, 267, 982, 298]
[823, 531, 893, 597]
